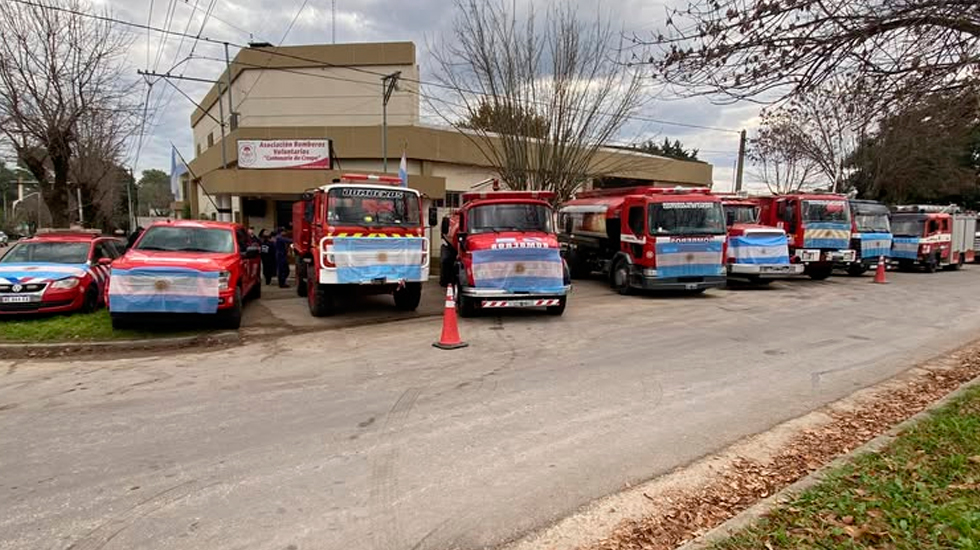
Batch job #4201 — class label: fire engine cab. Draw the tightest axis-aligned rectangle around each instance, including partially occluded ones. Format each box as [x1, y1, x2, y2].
[891, 205, 976, 272]
[292, 174, 429, 316]
[559, 186, 727, 294]
[719, 195, 803, 283]
[755, 193, 855, 280]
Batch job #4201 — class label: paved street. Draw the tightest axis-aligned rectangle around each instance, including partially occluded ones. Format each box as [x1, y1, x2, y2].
[3, 270, 980, 550]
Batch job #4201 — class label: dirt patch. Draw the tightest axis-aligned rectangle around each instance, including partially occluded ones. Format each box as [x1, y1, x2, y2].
[582, 347, 980, 550]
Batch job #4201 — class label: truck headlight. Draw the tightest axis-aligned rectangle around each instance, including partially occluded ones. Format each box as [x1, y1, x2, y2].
[50, 277, 80, 290]
[218, 271, 231, 290]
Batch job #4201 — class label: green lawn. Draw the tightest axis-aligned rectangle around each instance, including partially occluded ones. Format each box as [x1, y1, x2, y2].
[0, 309, 194, 342]
[715, 386, 980, 549]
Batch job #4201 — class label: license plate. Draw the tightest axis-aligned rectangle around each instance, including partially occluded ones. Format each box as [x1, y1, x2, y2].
[371, 277, 387, 284]
[1, 295, 34, 304]
[761, 266, 789, 273]
[507, 300, 535, 307]
[684, 283, 699, 290]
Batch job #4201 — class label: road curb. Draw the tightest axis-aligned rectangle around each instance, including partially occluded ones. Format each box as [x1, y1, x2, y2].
[675, 372, 980, 550]
[0, 330, 241, 358]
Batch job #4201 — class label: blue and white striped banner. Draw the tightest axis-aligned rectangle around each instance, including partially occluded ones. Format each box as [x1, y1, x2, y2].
[331, 237, 425, 284]
[891, 237, 921, 260]
[655, 236, 725, 278]
[728, 233, 790, 265]
[471, 247, 565, 293]
[803, 222, 850, 250]
[859, 232, 892, 259]
[0, 263, 89, 285]
[109, 266, 220, 314]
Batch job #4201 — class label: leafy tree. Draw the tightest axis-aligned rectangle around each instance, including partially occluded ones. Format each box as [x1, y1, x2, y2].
[137, 169, 174, 216]
[460, 101, 550, 139]
[633, 138, 699, 161]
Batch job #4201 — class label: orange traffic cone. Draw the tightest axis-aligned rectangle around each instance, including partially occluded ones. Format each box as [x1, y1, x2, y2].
[433, 285, 468, 350]
[873, 256, 888, 284]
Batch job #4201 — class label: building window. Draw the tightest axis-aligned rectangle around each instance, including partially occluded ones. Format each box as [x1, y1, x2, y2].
[434, 191, 463, 209]
[207, 132, 214, 147]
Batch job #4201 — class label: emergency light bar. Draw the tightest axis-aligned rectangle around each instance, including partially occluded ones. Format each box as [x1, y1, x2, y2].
[576, 185, 711, 199]
[36, 228, 102, 236]
[340, 173, 405, 185]
[461, 190, 556, 203]
[893, 204, 959, 214]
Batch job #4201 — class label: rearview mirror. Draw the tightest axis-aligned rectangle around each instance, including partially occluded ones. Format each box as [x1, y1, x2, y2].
[428, 206, 438, 227]
[245, 245, 260, 259]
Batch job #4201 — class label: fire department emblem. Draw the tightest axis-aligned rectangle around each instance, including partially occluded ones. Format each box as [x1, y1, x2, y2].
[515, 263, 526, 274]
[11, 284, 22, 293]
[154, 280, 169, 291]
[377, 252, 388, 262]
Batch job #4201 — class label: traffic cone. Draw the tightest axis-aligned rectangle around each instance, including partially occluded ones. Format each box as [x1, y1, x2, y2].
[433, 285, 468, 350]
[873, 256, 888, 284]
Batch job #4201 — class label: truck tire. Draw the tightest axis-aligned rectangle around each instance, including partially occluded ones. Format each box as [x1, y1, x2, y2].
[296, 262, 308, 297]
[846, 263, 868, 276]
[546, 297, 567, 316]
[81, 285, 99, 314]
[110, 313, 131, 330]
[393, 282, 422, 311]
[924, 254, 938, 273]
[457, 293, 478, 318]
[309, 282, 336, 317]
[806, 263, 833, 280]
[610, 259, 633, 295]
[567, 250, 589, 279]
[220, 287, 243, 330]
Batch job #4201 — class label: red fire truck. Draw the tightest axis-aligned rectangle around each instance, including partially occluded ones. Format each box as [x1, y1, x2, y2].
[292, 174, 430, 316]
[755, 193, 855, 280]
[891, 205, 976, 271]
[558, 186, 727, 294]
[719, 196, 803, 283]
[440, 190, 569, 316]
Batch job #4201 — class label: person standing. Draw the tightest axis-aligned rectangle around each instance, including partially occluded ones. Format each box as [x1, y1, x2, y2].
[274, 229, 293, 288]
[259, 230, 276, 285]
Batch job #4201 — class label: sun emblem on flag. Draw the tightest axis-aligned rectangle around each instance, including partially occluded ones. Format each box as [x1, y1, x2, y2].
[377, 252, 388, 262]
[686, 253, 695, 262]
[154, 280, 169, 291]
[515, 263, 526, 274]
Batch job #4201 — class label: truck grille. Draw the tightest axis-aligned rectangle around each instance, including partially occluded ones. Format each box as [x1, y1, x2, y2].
[0, 283, 46, 293]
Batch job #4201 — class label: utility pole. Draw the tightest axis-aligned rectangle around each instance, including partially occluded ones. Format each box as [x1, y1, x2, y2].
[126, 169, 135, 231]
[224, 43, 237, 130]
[381, 71, 401, 172]
[734, 129, 747, 193]
[217, 82, 228, 169]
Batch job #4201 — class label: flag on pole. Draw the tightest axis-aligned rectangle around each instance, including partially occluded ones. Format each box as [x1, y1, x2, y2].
[398, 149, 408, 188]
[170, 145, 188, 201]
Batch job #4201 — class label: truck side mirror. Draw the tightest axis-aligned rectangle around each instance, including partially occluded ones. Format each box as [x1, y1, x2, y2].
[441, 216, 451, 237]
[428, 206, 438, 227]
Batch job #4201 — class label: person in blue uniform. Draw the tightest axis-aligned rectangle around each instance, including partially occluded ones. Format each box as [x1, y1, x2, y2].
[274, 229, 293, 288]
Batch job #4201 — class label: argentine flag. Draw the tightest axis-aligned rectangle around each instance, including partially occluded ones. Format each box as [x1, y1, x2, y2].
[398, 150, 408, 188]
[170, 146, 188, 201]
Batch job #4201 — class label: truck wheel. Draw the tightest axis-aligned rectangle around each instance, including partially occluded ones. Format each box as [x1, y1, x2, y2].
[81, 285, 99, 314]
[394, 282, 422, 311]
[806, 264, 833, 280]
[457, 293, 478, 318]
[546, 297, 567, 316]
[110, 313, 131, 330]
[924, 255, 938, 273]
[610, 260, 633, 295]
[219, 287, 243, 329]
[846, 263, 868, 276]
[567, 250, 589, 279]
[309, 282, 335, 317]
[296, 262, 308, 297]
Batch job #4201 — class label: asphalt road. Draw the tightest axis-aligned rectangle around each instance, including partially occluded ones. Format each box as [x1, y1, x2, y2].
[3, 270, 980, 550]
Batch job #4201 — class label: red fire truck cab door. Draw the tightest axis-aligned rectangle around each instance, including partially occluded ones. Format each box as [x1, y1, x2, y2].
[621, 197, 647, 260]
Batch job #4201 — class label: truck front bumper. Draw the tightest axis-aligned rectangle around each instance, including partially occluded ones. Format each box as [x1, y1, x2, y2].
[794, 249, 856, 263]
[459, 286, 570, 308]
[634, 274, 726, 291]
[727, 263, 805, 278]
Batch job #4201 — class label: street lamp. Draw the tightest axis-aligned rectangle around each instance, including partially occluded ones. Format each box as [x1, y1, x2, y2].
[12, 191, 41, 234]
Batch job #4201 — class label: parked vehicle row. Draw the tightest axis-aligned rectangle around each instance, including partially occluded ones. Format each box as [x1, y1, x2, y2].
[1, 179, 977, 328]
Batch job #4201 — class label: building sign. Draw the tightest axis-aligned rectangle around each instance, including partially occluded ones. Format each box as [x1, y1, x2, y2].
[237, 139, 332, 170]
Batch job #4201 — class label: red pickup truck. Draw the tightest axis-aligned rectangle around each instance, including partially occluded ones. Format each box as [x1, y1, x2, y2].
[106, 220, 261, 329]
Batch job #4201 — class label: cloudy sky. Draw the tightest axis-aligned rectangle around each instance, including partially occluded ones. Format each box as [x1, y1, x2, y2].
[98, 0, 763, 190]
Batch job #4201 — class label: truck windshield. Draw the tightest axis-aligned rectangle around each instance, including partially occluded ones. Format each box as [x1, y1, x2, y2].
[724, 204, 759, 225]
[854, 213, 891, 233]
[891, 218, 924, 237]
[135, 226, 235, 253]
[802, 200, 849, 223]
[327, 188, 420, 226]
[468, 204, 553, 234]
[648, 202, 726, 236]
[0, 242, 90, 264]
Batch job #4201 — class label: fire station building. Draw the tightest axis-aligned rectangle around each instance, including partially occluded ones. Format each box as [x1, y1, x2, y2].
[184, 41, 713, 236]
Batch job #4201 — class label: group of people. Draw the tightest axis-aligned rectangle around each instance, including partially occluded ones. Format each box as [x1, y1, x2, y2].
[257, 228, 293, 288]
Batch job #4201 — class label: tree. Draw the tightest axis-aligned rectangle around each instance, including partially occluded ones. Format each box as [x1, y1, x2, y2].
[71, 105, 140, 229]
[847, 90, 980, 205]
[749, 115, 820, 194]
[633, 138, 699, 161]
[429, 0, 645, 203]
[460, 101, 550, 139]
[0, 0, 135, 227]
[638, 0, 980, 112]
[137, 169, 174, 217]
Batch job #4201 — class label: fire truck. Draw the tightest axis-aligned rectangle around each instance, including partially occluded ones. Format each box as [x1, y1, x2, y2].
[844, 199, 892, 276]
[719, 195, 803, 283]
[440, 190, 569, 316]
[755, 193, 855, 280]
[292, 174, 430, 316]
[890, 205, 976, 272]
[559, 186, 727, 294]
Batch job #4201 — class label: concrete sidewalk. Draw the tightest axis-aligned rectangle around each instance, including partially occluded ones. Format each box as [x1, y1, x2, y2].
[241, 276, 445, 331]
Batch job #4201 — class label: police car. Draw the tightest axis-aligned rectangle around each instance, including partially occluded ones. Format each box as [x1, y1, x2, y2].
[0, 231, 126, 315]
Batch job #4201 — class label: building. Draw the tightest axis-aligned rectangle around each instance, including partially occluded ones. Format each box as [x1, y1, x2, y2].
[185, 41, 713, 238]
